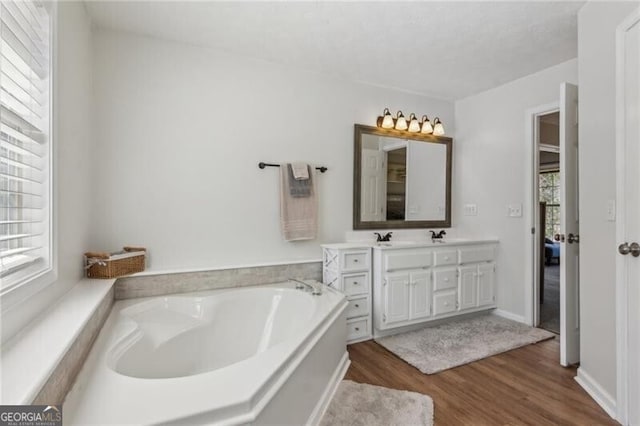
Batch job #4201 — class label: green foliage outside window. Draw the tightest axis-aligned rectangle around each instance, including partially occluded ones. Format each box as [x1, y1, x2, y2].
[539, 172, 560, 239]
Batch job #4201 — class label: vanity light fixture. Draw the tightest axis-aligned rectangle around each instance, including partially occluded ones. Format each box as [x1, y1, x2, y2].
[408, 113, 420, 132]
[378, 108, 395, 129]
[432, 117, 445, 136]
[376, 109, 445, 136]
[394, 110, 408, 131]
[420, 115, 433, 134]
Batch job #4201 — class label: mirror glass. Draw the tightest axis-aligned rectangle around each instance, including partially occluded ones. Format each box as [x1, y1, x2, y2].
[354, 125, 452, 229]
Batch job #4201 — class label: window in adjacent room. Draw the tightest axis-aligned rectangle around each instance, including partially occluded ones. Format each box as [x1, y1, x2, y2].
[539, 171, 560, 240]
[0, 1, 52, 290]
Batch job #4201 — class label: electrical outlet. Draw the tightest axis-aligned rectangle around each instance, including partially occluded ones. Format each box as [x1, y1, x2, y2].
[463, 204, 477, 216]
[507, 204, 523, 217]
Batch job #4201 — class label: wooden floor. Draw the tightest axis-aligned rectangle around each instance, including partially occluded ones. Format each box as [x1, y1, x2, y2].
[345, 337, 617, 426]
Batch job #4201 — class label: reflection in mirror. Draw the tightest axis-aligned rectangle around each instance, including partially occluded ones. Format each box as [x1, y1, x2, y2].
[354, 125, 452, 230]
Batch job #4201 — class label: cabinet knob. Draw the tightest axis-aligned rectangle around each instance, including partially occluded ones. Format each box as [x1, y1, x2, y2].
[444, 302, 450, 306]
[444, 256, 450, 261]
[355, 304, 359, 308]
[444, 278, 449, 282]
[353, 259, 359, 263]
[355, 327, 360, 331]
[353, 281, 359, 285]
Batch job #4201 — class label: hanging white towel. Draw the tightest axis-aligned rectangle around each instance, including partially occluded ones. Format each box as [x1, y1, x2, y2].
[280, 164, 317, 241]
[291, 162, 310, 180]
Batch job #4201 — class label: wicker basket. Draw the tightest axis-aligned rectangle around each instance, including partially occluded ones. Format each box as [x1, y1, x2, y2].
[85, 246, 146, 279]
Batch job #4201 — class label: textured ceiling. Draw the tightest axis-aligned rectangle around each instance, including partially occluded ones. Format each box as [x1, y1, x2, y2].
[84, 1, 584, 100]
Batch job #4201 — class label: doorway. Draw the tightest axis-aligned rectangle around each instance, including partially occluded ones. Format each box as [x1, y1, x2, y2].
[538, 112, 561, 334]
[526, 83, 580, 367]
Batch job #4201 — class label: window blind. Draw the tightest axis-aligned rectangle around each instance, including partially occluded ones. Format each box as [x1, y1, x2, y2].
[0, 0, 51, 289]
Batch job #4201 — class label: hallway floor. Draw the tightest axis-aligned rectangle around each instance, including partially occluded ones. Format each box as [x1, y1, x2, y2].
[345, 337, 616, 425]
[540, 264, 560, 334]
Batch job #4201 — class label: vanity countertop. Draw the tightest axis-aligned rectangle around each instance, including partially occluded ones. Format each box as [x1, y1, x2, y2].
[321, 242, 376, 250]
[323, 238, 498, 251]
[371, 238, 499, 250]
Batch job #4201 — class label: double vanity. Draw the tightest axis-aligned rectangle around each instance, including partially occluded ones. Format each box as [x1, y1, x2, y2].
[327, 124, 498, 343]
[322, 239, 498, 343]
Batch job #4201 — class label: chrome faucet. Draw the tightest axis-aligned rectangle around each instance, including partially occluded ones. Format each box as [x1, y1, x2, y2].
[289, 278, 322, 296]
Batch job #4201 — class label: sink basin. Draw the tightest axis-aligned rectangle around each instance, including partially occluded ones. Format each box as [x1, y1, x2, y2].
[376, 241, 429, 247]
[375, 239, 467, 247]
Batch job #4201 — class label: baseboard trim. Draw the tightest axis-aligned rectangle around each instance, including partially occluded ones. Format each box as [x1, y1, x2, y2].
[307, 352, 350, 426]
[575, 368, 617, 420]
[492, 309, 526, 324]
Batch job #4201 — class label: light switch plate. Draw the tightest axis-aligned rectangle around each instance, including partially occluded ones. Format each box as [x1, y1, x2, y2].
[507, 204, 523, 217]
[463, 204, 478, 216]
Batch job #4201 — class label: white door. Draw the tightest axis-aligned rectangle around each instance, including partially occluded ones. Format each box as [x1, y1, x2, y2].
[409, 271, 431, 319]
[617, 11, 640, 424]
[559, 82, 580, 366]
[458, 265, 477, 310]
[478, 263, 496, 306]
[384, 273, 410, 324]
[361, 149, 386, 221]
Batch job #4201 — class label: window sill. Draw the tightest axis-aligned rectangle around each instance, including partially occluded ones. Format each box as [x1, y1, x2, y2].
[0, 278, 115, 404]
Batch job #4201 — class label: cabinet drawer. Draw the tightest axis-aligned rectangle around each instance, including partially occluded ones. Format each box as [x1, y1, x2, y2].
[342, 250, 370, 271]
[342, 273, 369, 296]
[347, 318, 369, 341]
[384, 249, 433, 271]
[434, 250, 458, 266]
[433, 269, 457, 291]
[459, 246, 495, 264]
[433, 290, 457, 316]
[346, 295, 369, 319]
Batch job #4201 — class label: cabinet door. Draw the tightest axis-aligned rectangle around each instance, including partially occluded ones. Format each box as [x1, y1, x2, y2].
[478, 263, 496, 306]
[410, 271, 431, 320]
[384, 273, 410, 325]
[458, 265, 477, 310]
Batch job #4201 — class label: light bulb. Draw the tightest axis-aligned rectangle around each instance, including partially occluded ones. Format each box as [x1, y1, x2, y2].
[433, 117, 445, 136]
[379, 108, 394, 129]
[408, 113, 420, 132]
[394, 110, 408, 131]
[420, 115, 433, 134]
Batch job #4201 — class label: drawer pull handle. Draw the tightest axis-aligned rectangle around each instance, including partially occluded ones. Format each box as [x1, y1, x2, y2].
[355, 304, 360, 308]
[355, 327, 360, 331]
[353, 282, 359, 285]
[353, 259, 359, 263]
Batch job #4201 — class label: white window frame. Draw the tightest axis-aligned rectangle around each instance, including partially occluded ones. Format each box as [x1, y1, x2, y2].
[0, 1, 57, 323]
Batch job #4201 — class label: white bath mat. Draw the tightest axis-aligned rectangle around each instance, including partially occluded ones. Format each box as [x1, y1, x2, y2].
[320, 380, 434, 426]
[375, 314, 555, 375]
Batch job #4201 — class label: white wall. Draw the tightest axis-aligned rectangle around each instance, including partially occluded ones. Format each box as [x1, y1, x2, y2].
[1, 3, 94, 342]
[453, 59, 577, 319]
[577, 0, 639, 404]
[90, 30, 454, 273]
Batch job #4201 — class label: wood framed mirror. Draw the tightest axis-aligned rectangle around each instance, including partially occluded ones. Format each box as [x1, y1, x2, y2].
[353, 124, 452, 230]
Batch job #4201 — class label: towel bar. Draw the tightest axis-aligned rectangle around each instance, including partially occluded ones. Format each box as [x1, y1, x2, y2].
[258, 162, 328, 173]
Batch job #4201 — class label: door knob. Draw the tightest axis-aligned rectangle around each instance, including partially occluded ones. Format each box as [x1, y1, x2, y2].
[618, 242, 640, 257]
[567, 233, 580, 244]
[554, 234, 565, 242]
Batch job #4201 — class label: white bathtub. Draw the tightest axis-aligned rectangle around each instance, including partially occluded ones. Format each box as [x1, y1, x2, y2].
[64, 282, 349, 425]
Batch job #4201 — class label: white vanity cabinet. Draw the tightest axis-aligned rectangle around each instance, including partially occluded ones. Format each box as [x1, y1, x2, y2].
[373, 240, 498, 336]
[383, 270, 431, 325]
[321, 243, 372, 343]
